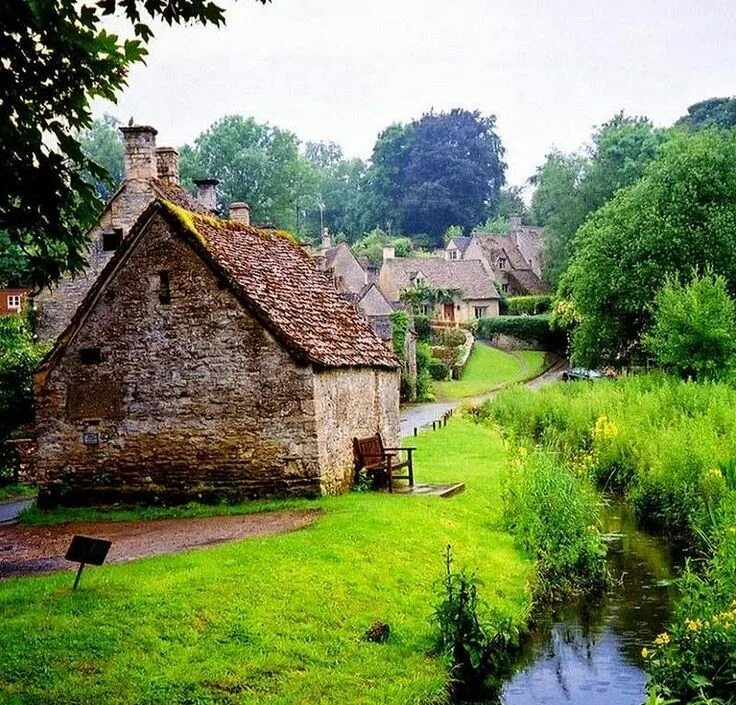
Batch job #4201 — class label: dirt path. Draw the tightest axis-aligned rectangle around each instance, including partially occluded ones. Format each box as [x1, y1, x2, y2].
[0, 509, 320, 579]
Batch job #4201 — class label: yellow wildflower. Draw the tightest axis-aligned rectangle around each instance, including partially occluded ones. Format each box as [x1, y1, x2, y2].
[593, 415, 618, 441]
[654, 632, 670, 646]
[641, 647, 651, 659]
[686, 619, 702, 633]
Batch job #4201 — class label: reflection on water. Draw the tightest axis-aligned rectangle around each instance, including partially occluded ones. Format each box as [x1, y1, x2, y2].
[501, 501, 678, 705]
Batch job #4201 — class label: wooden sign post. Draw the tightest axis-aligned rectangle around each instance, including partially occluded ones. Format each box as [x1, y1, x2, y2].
[65, 535, 112, 590]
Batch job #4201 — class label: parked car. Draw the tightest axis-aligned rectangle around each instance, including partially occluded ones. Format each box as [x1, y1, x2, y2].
[562, 367, 606, 381]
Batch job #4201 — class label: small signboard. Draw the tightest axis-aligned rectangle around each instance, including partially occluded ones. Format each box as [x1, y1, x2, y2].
[65, 535, 112, 589]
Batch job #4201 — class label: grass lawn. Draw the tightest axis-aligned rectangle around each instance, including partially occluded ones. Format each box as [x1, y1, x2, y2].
[0, 418, 533, 705]
[434, 344, 547, 401]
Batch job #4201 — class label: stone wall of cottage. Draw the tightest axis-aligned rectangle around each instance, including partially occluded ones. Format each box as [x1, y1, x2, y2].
[34, 181, 157, 342]
[312, 367, 400, 493]
[33, 213, 323, 505]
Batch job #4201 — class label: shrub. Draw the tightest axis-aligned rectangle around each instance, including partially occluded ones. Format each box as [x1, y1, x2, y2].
[415, 342, 435, 401]
[643, 269, 736, 381]
[502, 449, 608, 600]
[505, 295, 553, 316]
[428, 358, 450, 381]
[476, 315, 565, 350]
[413, 314, 432, 342]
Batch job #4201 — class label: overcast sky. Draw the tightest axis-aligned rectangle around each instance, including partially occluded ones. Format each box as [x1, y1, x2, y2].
[99, 0, 736, 188]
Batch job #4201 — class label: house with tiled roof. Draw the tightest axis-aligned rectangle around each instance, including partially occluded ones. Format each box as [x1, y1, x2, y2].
[34, 125, 220, 341]
[379, 250, 500, 323]
[31, 199, 400, 506]
[446, 215, 550, 296]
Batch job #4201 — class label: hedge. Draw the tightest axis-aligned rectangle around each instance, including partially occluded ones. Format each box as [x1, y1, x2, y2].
[475, 315, 566, 350]
[503, 295, 553, 316]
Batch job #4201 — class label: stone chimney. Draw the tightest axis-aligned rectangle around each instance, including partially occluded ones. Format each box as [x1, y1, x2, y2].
[382, 245, 395, 262]
[155, 147, 179, 185]
[193, 178, 220, 214]
[509, 213, 522, 231]
[229, 202, 251, 225]
[321, 227, 332, 250]
[120, 125, 158, 182]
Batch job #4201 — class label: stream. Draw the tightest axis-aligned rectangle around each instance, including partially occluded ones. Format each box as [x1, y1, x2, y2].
[500, 501, 679, 705]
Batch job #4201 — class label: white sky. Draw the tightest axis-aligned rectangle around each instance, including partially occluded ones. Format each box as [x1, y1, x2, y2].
[98, 0, 736, 188]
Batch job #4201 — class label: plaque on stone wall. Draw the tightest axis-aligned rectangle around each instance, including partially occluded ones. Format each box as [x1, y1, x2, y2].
[67, 382, 123, 421]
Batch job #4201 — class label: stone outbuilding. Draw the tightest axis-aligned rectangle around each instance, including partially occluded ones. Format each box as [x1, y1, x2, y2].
[32, 200, 400, 506]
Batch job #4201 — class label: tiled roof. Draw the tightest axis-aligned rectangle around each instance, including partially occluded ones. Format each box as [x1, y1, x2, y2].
[39, 200, 399, 373]
[383, 258, 499, 300]
[152, 180, 211, 214]
[506, 269, 550, 295]
[474, 233, 530, 270]
[448, 236, 471, 253]
[160, 202, 399, 369]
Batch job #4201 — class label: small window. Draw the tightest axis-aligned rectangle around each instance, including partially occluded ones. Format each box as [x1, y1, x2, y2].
[448, 250, 458, 260]
[80, 348, 102, 365]
[158, 271, 171, 304]
[102, 229, 123, 252]
[7, 295, 21, 311]
[474, 306, 487, 319]
[498, 257, 507, 270]
[501, 283, 509, 294]
[419, 304, 432, 316]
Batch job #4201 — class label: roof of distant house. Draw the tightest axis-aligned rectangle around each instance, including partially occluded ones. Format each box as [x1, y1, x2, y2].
[471, 231, 550, 294]
[383, 257, 499, 300]
[448, 236, 472, 253]
[39, 200, 399, 374]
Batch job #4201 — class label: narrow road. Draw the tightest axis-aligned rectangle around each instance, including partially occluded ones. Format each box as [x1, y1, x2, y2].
[400, 357, 565, 437]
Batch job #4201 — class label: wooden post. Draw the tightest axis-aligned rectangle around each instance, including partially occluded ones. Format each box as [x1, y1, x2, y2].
[413, 427, 417, 437]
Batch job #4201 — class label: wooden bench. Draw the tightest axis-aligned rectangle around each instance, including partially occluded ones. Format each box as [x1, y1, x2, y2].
[353, 433, 415, 493]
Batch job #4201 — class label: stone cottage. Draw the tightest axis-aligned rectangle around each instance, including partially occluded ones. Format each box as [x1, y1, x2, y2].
[379, 248, 500, 323]
[445, 215, 549, 296]
[34, 125, 214, 341]
[32, 200, 400, 506]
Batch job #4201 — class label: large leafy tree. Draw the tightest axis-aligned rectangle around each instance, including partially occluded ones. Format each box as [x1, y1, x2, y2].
[676, 97, 736, 131]
[531, 114, 664, 286]
[79, 114, 125, 200]
[179, 115, 318, 233]
[369, 109, 506, 245]
[0, 0, 268, 289]
[562, 130, 736, 366]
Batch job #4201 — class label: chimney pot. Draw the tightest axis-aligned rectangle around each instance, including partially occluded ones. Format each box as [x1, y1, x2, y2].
[120, 125, 158, 182]
[229, 202, 251, 226]
[382, 245, 395, 262]
[155, 147, 179, 185]
[509, 213, 522, 231]
[321, 227, 332, 249]
[193, 178, 220, 214]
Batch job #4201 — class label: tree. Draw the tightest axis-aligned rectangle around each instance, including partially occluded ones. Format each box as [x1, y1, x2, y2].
[676, 97, 736, 131]
[179, 115, 318, 233]
[0, 0, 267, 289]
[368, 109, 506, 245]
[79, 114, 125, 200]
[531, 114, 664, 286]
[643, 270, 736, 380]
[352, 229, 413, 266]
[562, 130, 736, 367]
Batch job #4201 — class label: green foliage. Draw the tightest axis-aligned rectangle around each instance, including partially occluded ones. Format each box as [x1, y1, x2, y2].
[475, 315, 565, 350]
[564, 129, 736, 367]
[369, 108, 506, 246]
[0, 0, 265, 288]
[179, 115, 318, 232]
[0, 314, 49, 482]
[390, 310, 414, 401]
[428, 358, 450, 381]
[399, 283, 460, 310]
[643, 270, 736, 380]
[676, 96, 736, 131]
[505, 295, 553, 316]
[433, 545, 521, 701]
[501, 450, 608, 600]
[413, 314, 432, 342]
[0, 232, 31, 288]
[78, 114, 124, 199]
[531, 113, 664, 286]
[443, 224, 463, 244]
[480, 375, 736, 703]
[415, 342, 436, 401]
[351, 229, 413, 266]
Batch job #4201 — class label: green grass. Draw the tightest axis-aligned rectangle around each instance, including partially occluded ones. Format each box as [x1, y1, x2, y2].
[0, 419, 532, 705]
[0, 484, 36, 502]
[434, 344, 547, 401]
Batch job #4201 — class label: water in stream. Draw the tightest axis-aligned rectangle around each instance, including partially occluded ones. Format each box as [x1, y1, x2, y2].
[501, 501, 679, 705]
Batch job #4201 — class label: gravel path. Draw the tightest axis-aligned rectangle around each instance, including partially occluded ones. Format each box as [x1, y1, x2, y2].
[0, 509, 320, 579]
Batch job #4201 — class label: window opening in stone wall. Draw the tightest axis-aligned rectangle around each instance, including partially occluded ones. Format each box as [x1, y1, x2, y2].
[158, 271, 171, 304]
[80, 348, 102, 365]
[102, 229, 123, 251]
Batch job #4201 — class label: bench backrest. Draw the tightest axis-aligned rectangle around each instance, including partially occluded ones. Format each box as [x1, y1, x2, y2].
[353, 433, 386, 468]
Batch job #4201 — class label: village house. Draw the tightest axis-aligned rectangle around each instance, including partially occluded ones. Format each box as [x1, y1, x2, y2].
[379, 246, 500, 323]
[445, 215, 549, 296]
[31, 199, 400, 506]
[0, 288, 32, 316]
[34, 125, 216, 341]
